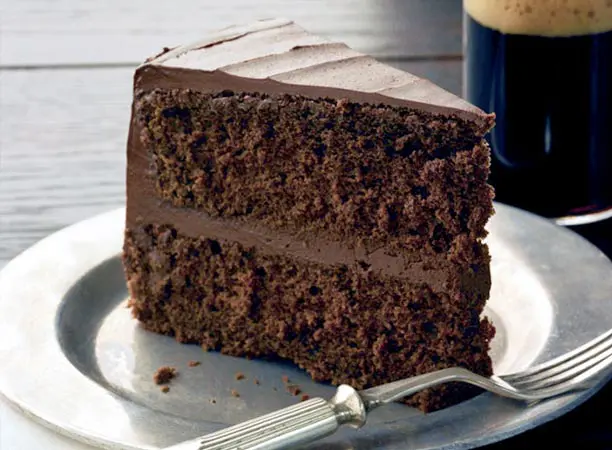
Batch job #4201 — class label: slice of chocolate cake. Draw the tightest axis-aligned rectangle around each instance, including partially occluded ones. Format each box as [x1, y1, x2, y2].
[123, 18, 496, 412]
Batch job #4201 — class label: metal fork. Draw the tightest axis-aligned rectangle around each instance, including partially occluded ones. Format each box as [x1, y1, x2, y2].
[165, 328, 612, 450]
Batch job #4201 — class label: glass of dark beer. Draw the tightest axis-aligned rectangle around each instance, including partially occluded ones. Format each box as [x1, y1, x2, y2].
[464, 1, 612, 225]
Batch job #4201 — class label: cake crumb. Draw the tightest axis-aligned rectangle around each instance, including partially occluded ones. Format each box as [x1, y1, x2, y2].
[154, 366, 177, 385]
[145, 46, 175, 63]
[254, 378, 260, 385]
[286, 384, 301, 396]
[188, 360, 201, 367]
[160, 385, 170, 393]
[235, 372, 245, 381]
[281, 375, 290, 384]
[300, 394, 310, 402]
[231, 389, 240, 398]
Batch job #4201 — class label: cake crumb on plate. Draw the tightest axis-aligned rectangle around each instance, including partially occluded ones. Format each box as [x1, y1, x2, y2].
[286, 384, 301, 396]
[153, 366, 177, 385]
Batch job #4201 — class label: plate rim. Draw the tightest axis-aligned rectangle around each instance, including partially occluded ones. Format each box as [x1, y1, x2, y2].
[1, 203, 612, 450]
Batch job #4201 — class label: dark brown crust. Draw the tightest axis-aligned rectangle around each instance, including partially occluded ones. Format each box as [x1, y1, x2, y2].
[124, 224, 494, 411]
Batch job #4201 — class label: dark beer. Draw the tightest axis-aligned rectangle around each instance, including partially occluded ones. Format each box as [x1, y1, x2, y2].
[464, 1, 612, 221]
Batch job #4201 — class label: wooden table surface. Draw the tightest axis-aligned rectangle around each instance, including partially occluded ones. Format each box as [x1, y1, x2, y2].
[1, 0, 611, 448]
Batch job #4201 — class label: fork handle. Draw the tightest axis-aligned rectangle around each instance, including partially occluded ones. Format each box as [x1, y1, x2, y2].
[164, 385, 367, 450]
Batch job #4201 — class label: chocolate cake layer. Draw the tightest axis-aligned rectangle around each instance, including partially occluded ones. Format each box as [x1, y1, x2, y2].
[134, 89, 493, 263]
[124, 221, 493, 411]
[123, 19, 496, 412]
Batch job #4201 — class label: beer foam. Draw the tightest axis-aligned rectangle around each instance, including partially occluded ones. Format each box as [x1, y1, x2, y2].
[465, 0, 612, 36]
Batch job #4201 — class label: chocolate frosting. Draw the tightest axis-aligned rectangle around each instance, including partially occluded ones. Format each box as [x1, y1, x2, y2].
[139, 18, 494, 130]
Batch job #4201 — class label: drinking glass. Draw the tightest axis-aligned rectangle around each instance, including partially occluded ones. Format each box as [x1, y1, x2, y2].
[463, 0, 612, 225]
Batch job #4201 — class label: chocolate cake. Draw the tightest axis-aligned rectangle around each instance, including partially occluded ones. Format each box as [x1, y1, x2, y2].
[123, 18, 496, 412]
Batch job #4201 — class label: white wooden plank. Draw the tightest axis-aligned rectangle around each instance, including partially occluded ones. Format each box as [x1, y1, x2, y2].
[0, 68, 132, 264]
[0, 0, 462, 66]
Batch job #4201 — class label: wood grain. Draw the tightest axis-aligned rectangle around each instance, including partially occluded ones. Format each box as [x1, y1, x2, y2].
[0, 0, 463, 67]
[0, 68, 130, 265]
[0, 59, 461, 266]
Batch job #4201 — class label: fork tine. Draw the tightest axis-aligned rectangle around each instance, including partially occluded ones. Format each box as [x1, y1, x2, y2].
[501, 328, 612, 382]
[503, 330, 612, 388]
[509, 345, 612, 391]
[521, 353, 612, 400]
[570, 353, 612, 385]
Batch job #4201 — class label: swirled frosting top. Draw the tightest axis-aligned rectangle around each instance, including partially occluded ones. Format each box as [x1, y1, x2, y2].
[140, 18, 493, 129]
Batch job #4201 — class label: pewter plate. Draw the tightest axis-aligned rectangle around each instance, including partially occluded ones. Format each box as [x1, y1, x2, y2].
[1, 203, 612, 450]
